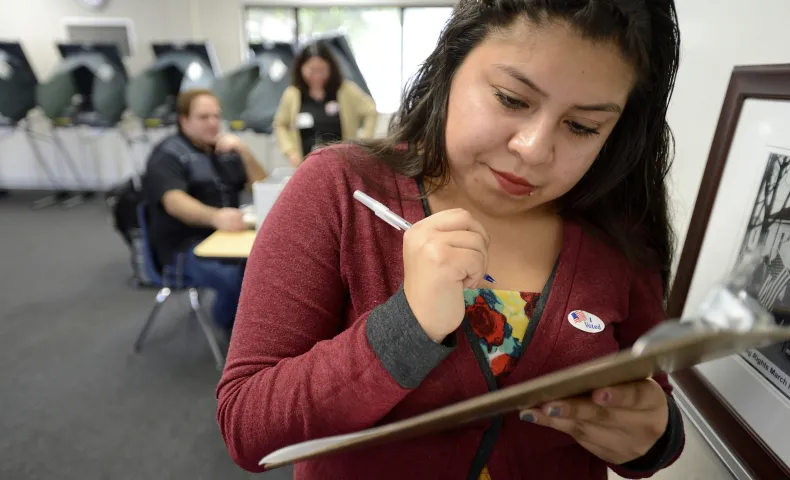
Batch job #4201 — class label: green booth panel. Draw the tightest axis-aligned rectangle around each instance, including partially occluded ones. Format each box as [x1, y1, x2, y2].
[126, 52, 216, 126]
[37, 52, 127, 127]
[0, 42, 38, 123]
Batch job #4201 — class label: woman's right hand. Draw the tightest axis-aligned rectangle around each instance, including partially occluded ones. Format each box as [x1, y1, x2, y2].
[402, 208, 491, 343]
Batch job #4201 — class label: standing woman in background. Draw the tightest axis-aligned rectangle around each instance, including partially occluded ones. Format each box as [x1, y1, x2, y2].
[273, 41, 378, 167]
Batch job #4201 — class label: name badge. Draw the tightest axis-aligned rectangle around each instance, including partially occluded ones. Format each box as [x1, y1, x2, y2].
[296, 112, 315, 129]
[325, 101, 340, 116]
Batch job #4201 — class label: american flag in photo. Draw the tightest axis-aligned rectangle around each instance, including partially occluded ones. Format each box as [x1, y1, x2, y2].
[758, 254, 790, 309]
[570, 311, 587, 323]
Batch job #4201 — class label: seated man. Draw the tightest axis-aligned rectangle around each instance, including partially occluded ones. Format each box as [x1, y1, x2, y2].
[143, 88, 268, 333]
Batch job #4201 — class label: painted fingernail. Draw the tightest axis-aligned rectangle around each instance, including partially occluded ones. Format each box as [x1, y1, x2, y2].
[547, 406, 562, 417]
[520, 411, 536, 423]
[601, 391, 612, 404]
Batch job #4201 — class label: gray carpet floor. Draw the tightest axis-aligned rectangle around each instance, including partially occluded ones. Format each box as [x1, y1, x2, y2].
[0, 192, 293, 480]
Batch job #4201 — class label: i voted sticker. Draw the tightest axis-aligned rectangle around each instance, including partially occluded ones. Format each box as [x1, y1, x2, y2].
[567, 310, 605, 333]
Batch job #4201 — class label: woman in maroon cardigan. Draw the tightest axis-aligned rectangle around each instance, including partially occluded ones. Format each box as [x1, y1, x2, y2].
[217, 0, 685, 478]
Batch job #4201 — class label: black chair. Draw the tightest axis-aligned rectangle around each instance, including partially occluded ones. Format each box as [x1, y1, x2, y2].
[132, 203, 225, 370]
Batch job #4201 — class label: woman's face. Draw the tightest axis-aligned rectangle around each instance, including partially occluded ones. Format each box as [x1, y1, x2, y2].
[301, 56, 331, 90]
[443, 19, 635, 218]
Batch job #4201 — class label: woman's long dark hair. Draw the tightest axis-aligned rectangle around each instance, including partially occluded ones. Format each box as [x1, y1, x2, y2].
[291, 41, 344, 96]
[350, 0, 680, 294]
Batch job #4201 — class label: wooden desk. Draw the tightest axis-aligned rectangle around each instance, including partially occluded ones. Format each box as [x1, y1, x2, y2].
[194, 231, 257, 259]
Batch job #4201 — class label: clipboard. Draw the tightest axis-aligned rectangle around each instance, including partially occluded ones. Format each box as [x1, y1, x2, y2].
[260, 255, 790, 469]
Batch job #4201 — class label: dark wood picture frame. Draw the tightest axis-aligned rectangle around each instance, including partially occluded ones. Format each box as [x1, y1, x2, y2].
[667, 64, 790, 479]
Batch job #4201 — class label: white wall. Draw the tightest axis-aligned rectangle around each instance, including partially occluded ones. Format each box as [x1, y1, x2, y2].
[667, 0, 790, 271]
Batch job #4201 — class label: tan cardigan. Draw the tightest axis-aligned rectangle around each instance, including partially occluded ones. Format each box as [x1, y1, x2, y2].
[273, 81, 378, 159]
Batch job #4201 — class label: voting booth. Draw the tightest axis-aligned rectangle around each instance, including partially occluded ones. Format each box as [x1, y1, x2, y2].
[126, 42, 219, 128]
[0, 42, 38, 125]
[214, 42, 295, 134]
[34, 43, 130, 205]
[0, 42, 88, 207]
[37, 43, 128, 128]
[0, 41, 38, 199]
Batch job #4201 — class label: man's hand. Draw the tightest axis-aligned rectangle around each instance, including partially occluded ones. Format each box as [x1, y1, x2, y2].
[519, 378, 669, 465]
[211, 207, 246, 232]
[215, 134, 245, 154]
[217, 134, 268, 184]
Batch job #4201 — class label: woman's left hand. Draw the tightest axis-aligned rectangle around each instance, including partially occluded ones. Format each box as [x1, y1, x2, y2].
[519, 378, 669, 465]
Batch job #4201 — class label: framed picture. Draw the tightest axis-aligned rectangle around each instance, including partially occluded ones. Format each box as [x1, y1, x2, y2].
[668, 64, 790, 479]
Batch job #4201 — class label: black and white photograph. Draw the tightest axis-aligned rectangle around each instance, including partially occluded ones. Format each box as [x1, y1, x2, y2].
[736, 149, 790, 399]
[655, 64, 790, 477]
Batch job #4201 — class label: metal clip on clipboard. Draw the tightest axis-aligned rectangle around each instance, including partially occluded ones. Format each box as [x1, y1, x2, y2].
[632, 253, 776, 356]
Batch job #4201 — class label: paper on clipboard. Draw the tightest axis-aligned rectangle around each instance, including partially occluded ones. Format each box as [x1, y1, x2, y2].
[260, 254, 790, 469]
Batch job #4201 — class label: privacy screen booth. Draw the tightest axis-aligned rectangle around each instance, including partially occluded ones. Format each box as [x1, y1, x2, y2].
[127, 43, 218, 128]
[36, 43, 128, 127]
[214, 42, 295, 134]
[0, 42, 38, 126]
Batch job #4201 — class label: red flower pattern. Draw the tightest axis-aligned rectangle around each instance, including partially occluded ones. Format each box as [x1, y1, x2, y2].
[520, 292, 540, 318]
[466, 295, 507, 346]
[490, 354, 516, 377]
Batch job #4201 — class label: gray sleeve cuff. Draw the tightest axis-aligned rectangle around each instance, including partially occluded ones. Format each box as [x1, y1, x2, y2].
[618, 394, 684, 472]
[366, 285, 457, 389]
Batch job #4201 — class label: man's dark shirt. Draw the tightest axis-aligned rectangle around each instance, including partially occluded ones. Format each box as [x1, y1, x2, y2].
[143, 133, 247, 266]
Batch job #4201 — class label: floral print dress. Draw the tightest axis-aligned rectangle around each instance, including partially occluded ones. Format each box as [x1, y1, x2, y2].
[415, 179, 544, 479]
[464, 288, 541, 480]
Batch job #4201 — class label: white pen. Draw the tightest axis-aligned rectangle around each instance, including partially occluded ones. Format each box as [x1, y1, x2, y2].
[353, 190, 412, 231]
[353, 190, 496, 284]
